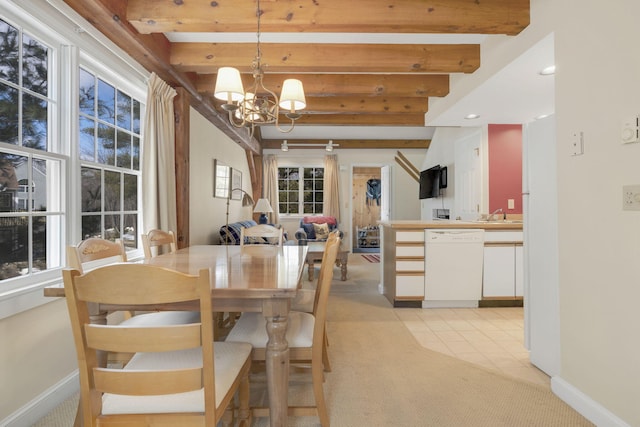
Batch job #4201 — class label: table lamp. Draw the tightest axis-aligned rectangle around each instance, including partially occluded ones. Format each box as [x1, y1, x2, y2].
[253, 198, 273, 224]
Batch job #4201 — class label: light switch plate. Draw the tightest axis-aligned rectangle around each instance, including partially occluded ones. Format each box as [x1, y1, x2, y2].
[622, 116, 639, 144]
[622, 185, 640, 211]
[571, 131, 584, 156]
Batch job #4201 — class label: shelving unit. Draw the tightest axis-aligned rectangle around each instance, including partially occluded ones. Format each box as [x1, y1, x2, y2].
[356, 225, 380, 249]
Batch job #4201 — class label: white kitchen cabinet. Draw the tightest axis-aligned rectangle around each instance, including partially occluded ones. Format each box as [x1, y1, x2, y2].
[482, 231, 523, 298]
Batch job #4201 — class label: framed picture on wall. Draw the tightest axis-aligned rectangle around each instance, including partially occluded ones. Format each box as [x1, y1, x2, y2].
[231, 168, 242, 200]
[213, 159, 230, 198]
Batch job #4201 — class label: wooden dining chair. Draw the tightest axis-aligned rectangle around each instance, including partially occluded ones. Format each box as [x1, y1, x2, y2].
[68, 236, 200, 329]
[62, 263, 252, 427]
[141, 228, 177, 258]
[240, 224, 284, 247]
[225, 231, 341, 427]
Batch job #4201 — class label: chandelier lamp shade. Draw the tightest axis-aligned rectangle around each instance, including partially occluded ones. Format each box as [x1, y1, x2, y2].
[213, 0, 306, 135]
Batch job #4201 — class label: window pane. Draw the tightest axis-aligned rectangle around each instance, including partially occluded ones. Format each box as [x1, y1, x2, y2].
[32, 215, 47, 272]
[97, 123, 115, 165]
[132, 136, 140, 170]
[0, 20, 19, 85]
[81, 215, 101, 240]
[123, 173, 137, 211]
[0, 83, 19, 144]
[104, 170, 120, 212]
[79, 68, 95, 116]
[116, 90, 131, 130]
[22, 92, 47, 150]
[116, 130, 131, 168]
[79, 117, 95, 161]
[0, 153, 24, 212]
[81, 167, 101, 212]
[104, 214, 120, 241]
[0, 216, 28, 280]
[97, 78, 115, 124]
[132, 99, 140, 134]
[32, 158, 47, 211]
[122, 213, 137, 249]
[22, 32, 48, 96]
[303, 203, 314, 214]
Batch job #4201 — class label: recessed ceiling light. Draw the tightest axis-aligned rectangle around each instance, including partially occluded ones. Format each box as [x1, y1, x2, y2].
[540, 65, 556, 75]
[464, 114, 480, 120]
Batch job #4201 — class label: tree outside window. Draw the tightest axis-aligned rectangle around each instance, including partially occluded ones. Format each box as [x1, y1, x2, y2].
[78, 68, 142, 249]
[278, 166, 324, 215]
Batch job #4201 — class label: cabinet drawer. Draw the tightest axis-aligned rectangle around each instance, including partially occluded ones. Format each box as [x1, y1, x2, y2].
[396, 245, 424, 257]
[396, 275, 425, 297]
[396, 231, 425, 242]
[396, 261, 424, 272]
[484, 231, 523, 243]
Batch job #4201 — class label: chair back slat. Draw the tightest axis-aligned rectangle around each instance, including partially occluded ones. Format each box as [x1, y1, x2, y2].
[142, 229, 177, 258]
[85, 323, 202, 353]
[94, 367, 204, 396]
[68, 238, 127, 272]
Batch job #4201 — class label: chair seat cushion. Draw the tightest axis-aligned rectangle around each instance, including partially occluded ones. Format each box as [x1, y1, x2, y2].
[225, 311, 315, 348]
[119, 311, 200, 326]
[101, 341, 251, 414]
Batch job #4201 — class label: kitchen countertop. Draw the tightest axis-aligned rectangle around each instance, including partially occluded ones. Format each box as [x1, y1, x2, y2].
[379, 220, 523, 230]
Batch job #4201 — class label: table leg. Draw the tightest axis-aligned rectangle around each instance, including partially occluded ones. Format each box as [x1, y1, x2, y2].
[307, 260, 315, 281]
[263, 299, 290, 427]
[336, 253, 348, 281]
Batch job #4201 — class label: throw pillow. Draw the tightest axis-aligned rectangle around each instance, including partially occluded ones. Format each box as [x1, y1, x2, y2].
[313, 223, 330, 240]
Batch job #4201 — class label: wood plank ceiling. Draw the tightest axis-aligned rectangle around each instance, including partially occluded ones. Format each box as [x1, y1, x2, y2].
[62, 0, 529, 152]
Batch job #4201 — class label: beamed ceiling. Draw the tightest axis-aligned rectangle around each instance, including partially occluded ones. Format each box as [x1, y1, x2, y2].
[62, 0, 530, 153]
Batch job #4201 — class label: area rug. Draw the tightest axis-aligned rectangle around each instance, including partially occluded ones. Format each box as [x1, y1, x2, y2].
[362, 254, 380, 263]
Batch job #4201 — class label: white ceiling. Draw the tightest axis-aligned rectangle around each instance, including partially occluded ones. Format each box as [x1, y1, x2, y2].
[167, 31, 554, 141]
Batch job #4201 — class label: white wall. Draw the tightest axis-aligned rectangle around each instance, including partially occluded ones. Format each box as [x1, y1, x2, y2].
[189, 108, 254, 244]
[552, 1, 640, 425]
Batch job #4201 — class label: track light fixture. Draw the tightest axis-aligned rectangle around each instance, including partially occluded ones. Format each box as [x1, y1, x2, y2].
[280, 140, 339, 151]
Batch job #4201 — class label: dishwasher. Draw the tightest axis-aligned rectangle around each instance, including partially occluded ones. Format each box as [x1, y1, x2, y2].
[424, 229, 485, 308]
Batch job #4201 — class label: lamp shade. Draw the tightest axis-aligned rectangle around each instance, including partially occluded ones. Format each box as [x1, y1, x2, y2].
[253, 198, 274, 213]
[214, 67, 245, 103]
[279, 79, 306, 111]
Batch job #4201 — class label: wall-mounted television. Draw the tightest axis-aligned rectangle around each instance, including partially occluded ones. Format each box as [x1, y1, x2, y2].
[419, 165, 448, 199]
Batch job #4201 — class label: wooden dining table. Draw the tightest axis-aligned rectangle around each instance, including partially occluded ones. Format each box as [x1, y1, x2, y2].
[45, 244, 309, 427]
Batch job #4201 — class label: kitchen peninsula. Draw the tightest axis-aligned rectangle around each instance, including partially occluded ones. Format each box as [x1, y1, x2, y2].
[379, 220, 524, 308]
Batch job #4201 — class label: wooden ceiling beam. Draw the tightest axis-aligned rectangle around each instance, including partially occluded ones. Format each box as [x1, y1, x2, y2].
[171, 43, 480, 74]
[197, 73, 450, 98]
[283, 114, 426, 126]
[302, 96, 428, 114]
[262, 139, 431, 149]
[127, 0, 529, 36]
[61, 0, 262, 154]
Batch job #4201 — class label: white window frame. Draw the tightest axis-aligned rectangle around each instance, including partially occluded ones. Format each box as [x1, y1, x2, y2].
[0, 1, 148, 320]
[277, 158, 325, 217]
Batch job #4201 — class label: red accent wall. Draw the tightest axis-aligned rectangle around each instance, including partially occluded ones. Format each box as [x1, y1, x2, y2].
[488, 124, 523, 214]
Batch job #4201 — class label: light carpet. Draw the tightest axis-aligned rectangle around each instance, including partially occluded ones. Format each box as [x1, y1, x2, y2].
[35, 255, 593, 427]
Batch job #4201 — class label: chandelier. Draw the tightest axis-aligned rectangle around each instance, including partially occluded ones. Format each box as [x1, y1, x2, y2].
[213, 0, 306, 136]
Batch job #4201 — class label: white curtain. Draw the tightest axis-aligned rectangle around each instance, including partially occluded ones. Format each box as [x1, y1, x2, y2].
[142, 73, 178, 233]
[263, 154, 280, 224]
[323, 154, 340, 221]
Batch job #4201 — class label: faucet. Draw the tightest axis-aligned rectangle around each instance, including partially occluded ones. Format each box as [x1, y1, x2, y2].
[487, 208, 504, 221]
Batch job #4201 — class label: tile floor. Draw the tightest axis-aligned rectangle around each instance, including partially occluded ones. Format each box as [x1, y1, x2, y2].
[395, 306, 551, 387]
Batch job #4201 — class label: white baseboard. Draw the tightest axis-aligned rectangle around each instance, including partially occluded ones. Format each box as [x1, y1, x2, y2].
[551, 376, 631, 427]
[1, 371, 79, 427]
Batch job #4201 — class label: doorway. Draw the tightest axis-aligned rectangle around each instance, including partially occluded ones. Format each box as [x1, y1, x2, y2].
[352, 166, 382, 253]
